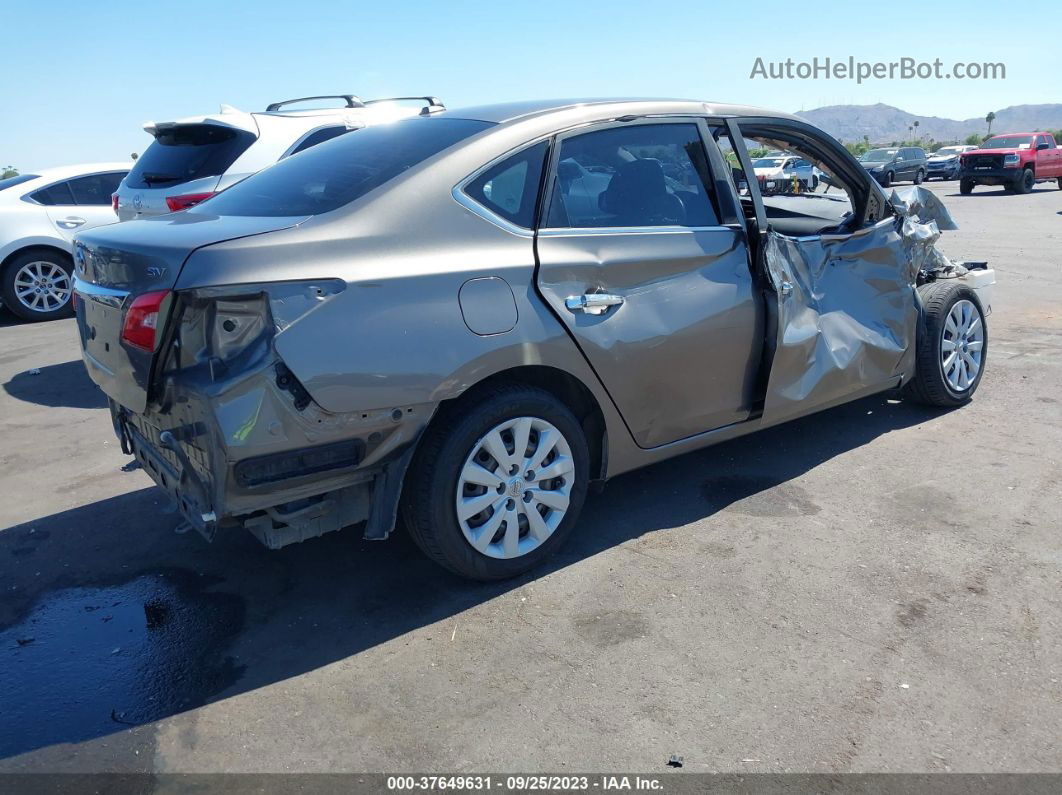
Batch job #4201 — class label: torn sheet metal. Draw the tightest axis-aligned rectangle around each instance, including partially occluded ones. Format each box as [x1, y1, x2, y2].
[760, 196, 950, 421]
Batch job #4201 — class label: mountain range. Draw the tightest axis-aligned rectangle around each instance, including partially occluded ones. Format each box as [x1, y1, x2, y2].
[794, 103, 1062, 144]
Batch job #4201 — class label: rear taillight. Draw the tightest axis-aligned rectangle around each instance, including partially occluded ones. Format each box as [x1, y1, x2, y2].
[165, 192, 216, 212]
[122, 291, 170, 351]
[111, 193, 119, 213]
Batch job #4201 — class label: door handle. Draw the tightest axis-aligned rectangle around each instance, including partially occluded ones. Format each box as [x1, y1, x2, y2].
[57, 217, 86, 229]
[565, 293, 624, 315]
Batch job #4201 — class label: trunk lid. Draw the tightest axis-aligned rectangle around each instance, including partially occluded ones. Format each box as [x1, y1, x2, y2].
[74, 212, 306, 412]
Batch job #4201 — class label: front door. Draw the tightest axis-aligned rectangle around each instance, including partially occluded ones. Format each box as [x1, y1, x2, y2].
[728, 119, 918, 424]
[535, 120, 763, 449]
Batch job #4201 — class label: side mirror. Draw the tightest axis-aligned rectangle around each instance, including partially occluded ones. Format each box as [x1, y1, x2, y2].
[1036, 142, 1050, 151]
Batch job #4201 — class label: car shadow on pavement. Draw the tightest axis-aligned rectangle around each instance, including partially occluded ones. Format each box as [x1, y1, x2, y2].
[0, 391, 951, 761]
[3, 360, 107, 410]
[948, 186, 1059, 197]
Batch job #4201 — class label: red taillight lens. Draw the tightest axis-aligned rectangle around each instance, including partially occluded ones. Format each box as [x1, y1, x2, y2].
[111, 193, 119, 213]
[122, 290, 170, 352]
[165, 192, 216, 212]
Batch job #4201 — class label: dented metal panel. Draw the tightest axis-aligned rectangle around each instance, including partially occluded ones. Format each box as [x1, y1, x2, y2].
[761, 186, 958, 423]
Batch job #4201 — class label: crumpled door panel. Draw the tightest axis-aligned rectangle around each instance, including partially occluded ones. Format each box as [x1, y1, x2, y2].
[761, 186, 957, 423]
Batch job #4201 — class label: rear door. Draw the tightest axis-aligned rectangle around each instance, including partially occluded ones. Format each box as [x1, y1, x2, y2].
[29, 172, 126, 241]
[535, 119, 763, 449]
[43, 172, 126, 239]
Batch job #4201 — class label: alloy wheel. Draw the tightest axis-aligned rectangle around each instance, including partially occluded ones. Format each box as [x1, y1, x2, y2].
[13, 260, 71, 314]
[941, 299, 984, 392]
[455, 416, 574, 560]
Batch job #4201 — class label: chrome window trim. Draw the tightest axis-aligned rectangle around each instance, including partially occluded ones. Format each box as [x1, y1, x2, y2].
[538, 224, 738, 238]
[73, 275, 129, 308]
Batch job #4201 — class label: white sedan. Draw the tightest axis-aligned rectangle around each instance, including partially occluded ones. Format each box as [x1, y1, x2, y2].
[0, 163, 128, 321]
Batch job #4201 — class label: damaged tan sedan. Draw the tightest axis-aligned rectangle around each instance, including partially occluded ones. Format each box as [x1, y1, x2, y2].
[73, 99, 994, 580]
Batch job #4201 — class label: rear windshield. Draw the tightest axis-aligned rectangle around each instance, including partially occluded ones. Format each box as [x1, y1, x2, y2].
[193, 117, 493, 217]
[0, 174, 38, 192]
[125, 124, 256, 189]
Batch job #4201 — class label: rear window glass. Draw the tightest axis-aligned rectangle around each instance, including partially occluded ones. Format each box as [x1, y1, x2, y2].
[195, 117, 493, 217]
[0, 174, 38, 192]
[125, 125, 256, 189]
[463, 141, 547, 228]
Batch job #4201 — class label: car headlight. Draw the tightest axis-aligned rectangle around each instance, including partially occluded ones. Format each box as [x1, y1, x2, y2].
[1003, 153, 1020, 167]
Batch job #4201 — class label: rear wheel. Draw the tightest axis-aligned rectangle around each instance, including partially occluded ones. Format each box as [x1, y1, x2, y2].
[914, 168, 925, 185]
[959, 179, 974, 195]
[402, 384, 590, 580]
[904, 281, 987, 407]
[1, 250, 75, 322]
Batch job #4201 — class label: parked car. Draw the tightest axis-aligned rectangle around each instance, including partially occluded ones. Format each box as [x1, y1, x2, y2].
[0, 163, 128, 321]
[857, 147, 927, 186]
[926, 145, 977, 180]
[959, 132, 1062, 194]
[114, 94, 444, 221]
[74, 99, 993, 580]
[751, 155, 820, 192]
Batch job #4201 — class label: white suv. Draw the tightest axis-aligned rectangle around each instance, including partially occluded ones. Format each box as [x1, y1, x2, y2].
[114, 95, 443, 221]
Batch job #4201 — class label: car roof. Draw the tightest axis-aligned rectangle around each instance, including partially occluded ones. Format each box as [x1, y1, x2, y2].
[441, 98, 804, 124]
[18, 162, 131, 181]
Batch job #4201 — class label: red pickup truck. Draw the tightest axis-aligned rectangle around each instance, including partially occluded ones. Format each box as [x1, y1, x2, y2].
[959, 132, 1062, 194]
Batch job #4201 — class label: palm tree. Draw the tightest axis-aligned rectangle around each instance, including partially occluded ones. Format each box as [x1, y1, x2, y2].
[913, 120, 920, 141]
[985, 111, 996, 135]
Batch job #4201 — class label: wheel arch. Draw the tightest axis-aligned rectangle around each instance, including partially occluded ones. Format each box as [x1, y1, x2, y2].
[1, 243, 73, 276]
[431, 364, 609, 482]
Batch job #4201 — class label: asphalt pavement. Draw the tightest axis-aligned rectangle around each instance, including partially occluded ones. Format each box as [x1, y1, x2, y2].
[0, 180, 1059, 774]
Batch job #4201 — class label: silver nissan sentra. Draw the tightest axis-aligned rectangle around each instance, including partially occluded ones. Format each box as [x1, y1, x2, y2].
[73, 98, 994, 580]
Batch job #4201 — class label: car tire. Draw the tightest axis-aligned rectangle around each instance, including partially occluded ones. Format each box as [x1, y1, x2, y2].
[914, 168, 925, 185]
[1, 249, 75, 322]
[903, 281, 987, 408]
[1015, 168, 1034, 194]
[1056, 177, 1061, 190]
[959, 179, 974, 195]
[882, 171, 894, 188]
[401, 384, 590, 581]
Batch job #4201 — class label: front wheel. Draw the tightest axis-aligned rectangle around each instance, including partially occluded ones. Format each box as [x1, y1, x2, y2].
[1, 250, 75, 322]
[1056, 177, 1061, 190]
[402, 384, 590, 580]
[904, 281, 987, 407]
[882, 171, 894, 188]
[1015, 168, 1034, 194]
[959, 179, 974, 195]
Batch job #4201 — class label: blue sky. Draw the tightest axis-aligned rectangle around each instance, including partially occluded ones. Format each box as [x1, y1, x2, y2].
[2, 0, 1057, 169]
